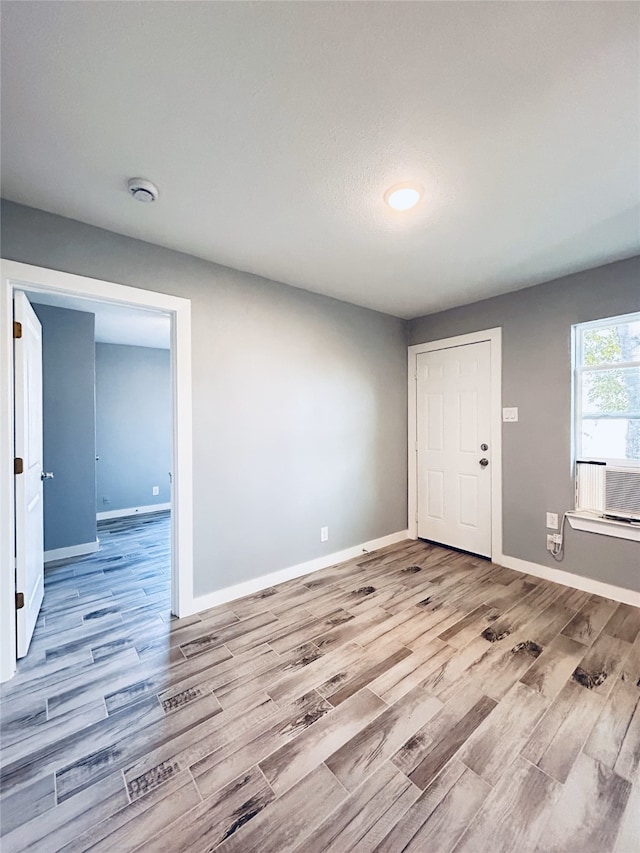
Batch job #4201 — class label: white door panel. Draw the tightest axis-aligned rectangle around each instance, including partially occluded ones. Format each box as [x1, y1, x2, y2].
[14, 291, 44, 657]
[417, 341, 492, 557]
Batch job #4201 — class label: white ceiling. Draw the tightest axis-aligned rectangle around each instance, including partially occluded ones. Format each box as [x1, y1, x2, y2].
[25, 291, 170, 349]
[1, 1, 638, 319]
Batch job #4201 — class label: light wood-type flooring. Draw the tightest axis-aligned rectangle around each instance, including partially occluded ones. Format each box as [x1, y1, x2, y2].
[1, 512, 639, 852]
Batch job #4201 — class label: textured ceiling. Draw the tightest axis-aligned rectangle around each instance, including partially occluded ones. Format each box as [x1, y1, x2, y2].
[1, 1, 638, 319]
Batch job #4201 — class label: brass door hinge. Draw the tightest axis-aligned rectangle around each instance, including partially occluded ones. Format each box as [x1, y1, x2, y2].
[13, 321, 22, 339]
[16, 592, 24, 610]
[14, 457, 24, 475]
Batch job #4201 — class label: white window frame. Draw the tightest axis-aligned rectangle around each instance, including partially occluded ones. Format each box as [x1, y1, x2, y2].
[573, 311, 640, 469]
[569, 311, 640, 543]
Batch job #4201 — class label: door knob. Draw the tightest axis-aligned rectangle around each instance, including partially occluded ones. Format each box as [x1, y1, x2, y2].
[479, 458, 489, 468]
[41, 471, 54, 480]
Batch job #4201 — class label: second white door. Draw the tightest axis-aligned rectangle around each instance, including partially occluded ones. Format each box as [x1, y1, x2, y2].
[416, 341, 492, 557]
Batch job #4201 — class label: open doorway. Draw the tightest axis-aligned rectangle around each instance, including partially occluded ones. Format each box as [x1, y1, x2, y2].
[1, 260, 194, 683]
[24, 291, 173, 662]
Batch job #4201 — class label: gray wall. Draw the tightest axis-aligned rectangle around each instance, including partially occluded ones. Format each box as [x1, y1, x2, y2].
[2, 200, 408, 598]
[96, 343, 171, 512]
[409, 256, 640, 592]
[31, 302, 97, 553]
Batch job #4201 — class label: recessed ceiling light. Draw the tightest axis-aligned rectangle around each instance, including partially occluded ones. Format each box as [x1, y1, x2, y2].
[384, 183, 423, 211]
[128, 177, 159, 203]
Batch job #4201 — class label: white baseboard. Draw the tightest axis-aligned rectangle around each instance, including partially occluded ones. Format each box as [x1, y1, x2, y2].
[44, 539, 100, 564]
[499, 555, 640, 608]
[189, 529, 410, 615]
[97, 503, 171, 521]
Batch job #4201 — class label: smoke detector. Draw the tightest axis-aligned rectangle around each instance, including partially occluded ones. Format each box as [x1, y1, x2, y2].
[127, 178, 159, 203]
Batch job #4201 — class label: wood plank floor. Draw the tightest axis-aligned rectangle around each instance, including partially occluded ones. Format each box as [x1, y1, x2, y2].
[1, 513, 639, 852]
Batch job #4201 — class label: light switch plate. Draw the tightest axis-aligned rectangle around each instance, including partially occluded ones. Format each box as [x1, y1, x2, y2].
[546, 512, 558, 530]
[502, 407, 518, 422]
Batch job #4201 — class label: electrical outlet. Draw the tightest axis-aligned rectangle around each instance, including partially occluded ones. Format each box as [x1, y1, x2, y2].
[320, 526, 329, 543]
[546, 512, 558, 530]
[502, 407, 519, 422]
[152, 486, 159, 496]
[546, 534, 555, 551]
[553, 533, 563, 545]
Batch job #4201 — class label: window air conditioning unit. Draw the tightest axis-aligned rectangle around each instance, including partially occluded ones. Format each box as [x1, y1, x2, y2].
[576, 461, 640, 522]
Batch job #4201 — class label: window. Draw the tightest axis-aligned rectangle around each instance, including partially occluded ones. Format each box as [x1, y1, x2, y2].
[574, 312, 640, 467]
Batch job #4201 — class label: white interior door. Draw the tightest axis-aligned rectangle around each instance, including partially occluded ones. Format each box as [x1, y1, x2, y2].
[14, 290, 45, 657]
[416, 341, 492, 557]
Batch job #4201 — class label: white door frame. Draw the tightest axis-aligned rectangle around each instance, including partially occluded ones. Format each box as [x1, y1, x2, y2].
[408, 328, 503, 562]
[1, 260, 194, 683]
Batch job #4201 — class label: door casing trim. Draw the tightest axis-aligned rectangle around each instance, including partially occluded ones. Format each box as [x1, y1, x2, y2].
[1, 260, 193, 683]
[408, 328, 503, 562]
